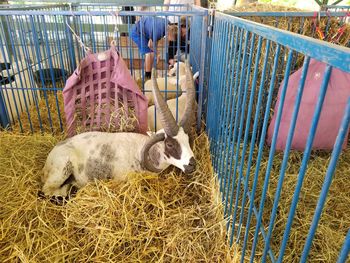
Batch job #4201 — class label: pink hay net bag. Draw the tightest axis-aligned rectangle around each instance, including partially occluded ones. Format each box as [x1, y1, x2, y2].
[63, 44, 148, 137]
[267, 58, 350, 151]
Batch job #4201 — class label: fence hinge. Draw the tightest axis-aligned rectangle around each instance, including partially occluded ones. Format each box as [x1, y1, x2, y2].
[207, 9, 215, 38]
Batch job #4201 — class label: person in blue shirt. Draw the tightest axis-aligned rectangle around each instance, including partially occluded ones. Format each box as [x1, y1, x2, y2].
[131, 16, 178, 79]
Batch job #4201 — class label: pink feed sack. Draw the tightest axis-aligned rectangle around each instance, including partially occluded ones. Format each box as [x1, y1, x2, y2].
[63, 45, 148, 137]
[267, 58, 350, 151]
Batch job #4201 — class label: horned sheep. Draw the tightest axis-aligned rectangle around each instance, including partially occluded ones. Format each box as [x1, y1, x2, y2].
[41, 61, 197, 198]
[144, 61, 186, 106]
[147, 63, 199, 132]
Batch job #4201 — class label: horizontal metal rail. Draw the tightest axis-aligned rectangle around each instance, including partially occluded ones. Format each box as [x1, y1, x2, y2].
[225, 11, 349, 17]
[215, 12, 350, 72]
[0, 10, 207, 16]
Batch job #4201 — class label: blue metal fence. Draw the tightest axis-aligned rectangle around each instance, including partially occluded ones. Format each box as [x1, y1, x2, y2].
[0, 5, 208, 133]
[0, 4, 68, 11]
[206, 11, 350, 262]
[0, 4, 350, 262]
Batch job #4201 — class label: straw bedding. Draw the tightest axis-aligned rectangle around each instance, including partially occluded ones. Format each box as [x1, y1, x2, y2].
[10, 92, 66, 134]
[10, 92, 140, 135]
[2, 104, 350, 262]
[0, 131, 236, 262]
[2, 4, 349, 261]
[222, 146, 350, 262]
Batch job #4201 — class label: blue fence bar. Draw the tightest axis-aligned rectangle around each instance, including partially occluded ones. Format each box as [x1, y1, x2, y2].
[0, 5, 208, 133]
[0, 4, 68, 11]
[206, 11, 350, 263]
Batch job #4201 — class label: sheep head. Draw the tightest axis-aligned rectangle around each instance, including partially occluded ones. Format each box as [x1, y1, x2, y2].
[167, 61, 186, 77]
[141, 59, 196, 174]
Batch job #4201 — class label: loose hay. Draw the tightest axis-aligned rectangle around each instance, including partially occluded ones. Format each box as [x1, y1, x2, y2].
[0, 132, 236, 262]
[1, 129, 348, 262]
[10, 92, 66, 135]
[222, 146, 350, 262]
[9, 92, 141, 136]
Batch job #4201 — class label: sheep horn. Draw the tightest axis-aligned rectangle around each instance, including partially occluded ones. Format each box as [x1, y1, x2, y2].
[179, 59, 195, 131]
[141, 133, 165, 173]
[152, 68, 179, 137]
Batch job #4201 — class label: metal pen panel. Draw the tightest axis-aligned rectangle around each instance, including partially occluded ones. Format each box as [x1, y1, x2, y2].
[207, 11, 350, 263]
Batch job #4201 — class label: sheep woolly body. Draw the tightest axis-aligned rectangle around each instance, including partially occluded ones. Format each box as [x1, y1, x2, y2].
[144, 62, 186, 106]
[42, 129, 194, 197]
[42, 59, 197, 198]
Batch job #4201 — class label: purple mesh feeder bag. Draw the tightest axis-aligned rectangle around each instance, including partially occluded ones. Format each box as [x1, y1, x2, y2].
[63, 44, 148, 137]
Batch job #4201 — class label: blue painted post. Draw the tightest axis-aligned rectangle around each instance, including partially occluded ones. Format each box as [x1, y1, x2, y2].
[196, 13, 209, 132]
[175, 19, 181, 122]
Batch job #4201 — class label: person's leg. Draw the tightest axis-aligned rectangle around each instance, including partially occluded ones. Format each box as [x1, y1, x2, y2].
[168, 40, 177, 65]
[145, 52, 154, 79]
[131, 27, 153, 75]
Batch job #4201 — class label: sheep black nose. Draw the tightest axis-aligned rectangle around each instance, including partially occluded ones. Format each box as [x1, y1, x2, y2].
[184, 157, 196, 174]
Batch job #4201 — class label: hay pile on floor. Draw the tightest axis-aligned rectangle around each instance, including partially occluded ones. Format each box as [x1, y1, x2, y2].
[10, 92, 143, 136]
[223, 146, 350, 262]
[0, 132, 236, 262]
[10, 92, 66, 135]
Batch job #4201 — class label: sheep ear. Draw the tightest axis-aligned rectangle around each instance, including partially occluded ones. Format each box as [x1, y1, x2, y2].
[141, 133, 165, 173]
